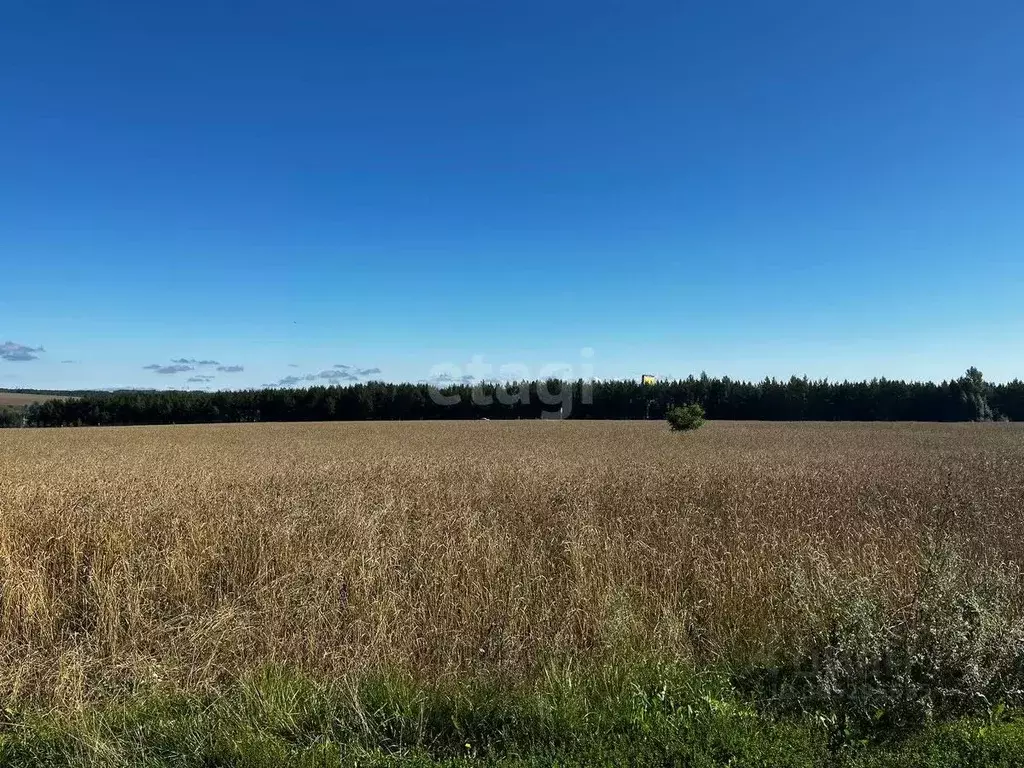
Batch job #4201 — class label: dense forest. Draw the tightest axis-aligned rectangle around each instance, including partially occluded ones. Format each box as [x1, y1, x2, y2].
[2, 368, 1022, 428]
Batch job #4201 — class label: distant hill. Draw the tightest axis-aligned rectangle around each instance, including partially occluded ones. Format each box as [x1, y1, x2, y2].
[0, 391, 60, 407]
[0, 388, 92, 407]
[0, 388, 164, 408]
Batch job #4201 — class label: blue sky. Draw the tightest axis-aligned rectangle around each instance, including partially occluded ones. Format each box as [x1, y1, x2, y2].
[2, 0, 1022, 390]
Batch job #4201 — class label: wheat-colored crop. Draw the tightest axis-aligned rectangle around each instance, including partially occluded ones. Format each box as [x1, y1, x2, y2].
[1, 421, 1022, 704]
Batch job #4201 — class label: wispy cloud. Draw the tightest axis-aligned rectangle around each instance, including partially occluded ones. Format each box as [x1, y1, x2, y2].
[60, 360, 80, 364]
[144, 358, 241, 375]
[172, 358, 220, 366]
[318, 369, 357, 381]
[288, 363, 299, 368]
[430, 372, 476, 385]
[143, 363, 194, 374]
[274, 376, 304, 387]
[186, 374, 215, 383]
[267, 363, 382, 388]
[1, 341, 45, 362]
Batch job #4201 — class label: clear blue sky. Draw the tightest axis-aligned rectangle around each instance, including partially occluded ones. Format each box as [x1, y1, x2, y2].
[2, 1, 1022, 390]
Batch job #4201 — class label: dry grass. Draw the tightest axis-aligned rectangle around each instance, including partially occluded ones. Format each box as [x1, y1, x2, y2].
[1, 420, 1022, 705]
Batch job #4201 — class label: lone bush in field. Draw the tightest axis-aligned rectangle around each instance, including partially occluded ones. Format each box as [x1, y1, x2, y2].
[666, 403, 705, 431]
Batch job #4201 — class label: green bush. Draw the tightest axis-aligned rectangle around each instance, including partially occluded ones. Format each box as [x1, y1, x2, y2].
[666, 403, 706, 431]
[737, 543, 1024, 748]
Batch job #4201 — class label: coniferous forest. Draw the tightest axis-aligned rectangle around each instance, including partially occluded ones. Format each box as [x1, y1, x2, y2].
[2, 367, 1022, 428]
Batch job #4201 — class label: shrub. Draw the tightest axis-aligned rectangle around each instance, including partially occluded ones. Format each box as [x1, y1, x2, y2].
[666, 403, 705, 431]
[738, 543, 1024, 747]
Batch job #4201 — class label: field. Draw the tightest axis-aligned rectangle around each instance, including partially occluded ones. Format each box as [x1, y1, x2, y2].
[2, 420, 1024, 765]
[0, 391, 64, 407]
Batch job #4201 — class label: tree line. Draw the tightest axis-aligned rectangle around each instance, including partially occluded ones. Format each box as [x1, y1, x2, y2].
[2, 368, 1021, 428]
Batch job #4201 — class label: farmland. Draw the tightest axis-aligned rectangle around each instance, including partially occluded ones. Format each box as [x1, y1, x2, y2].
[2, 420, 1024, 765]
[0, 390, 67, 407]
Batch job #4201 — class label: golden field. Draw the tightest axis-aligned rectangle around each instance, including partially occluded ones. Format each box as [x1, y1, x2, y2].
[1, 420, 1023, 704]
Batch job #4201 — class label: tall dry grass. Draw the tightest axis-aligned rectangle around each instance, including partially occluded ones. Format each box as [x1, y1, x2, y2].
[1, 420, 1022, 704]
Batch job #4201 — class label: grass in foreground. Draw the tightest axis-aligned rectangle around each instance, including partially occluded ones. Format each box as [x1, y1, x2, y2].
[4, 667, 1024, 767]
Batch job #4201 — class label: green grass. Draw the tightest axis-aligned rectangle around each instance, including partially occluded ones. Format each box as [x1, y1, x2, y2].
[3, 666, 1024, 767]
